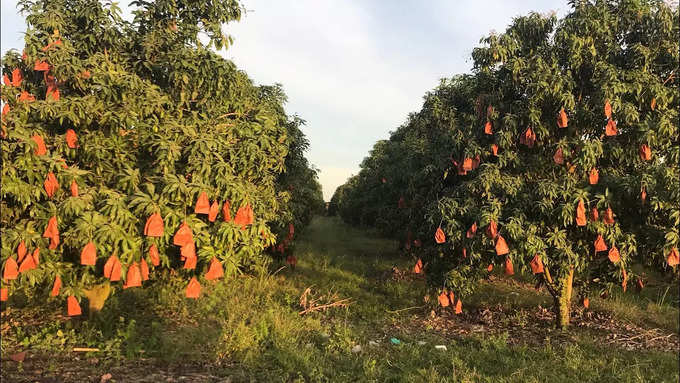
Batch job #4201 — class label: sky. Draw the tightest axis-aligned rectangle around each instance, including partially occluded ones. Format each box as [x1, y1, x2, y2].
[2, 0, 569, 200]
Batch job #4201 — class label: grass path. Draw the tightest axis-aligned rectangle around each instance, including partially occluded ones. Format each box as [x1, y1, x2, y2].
[1, 216, 678, 382]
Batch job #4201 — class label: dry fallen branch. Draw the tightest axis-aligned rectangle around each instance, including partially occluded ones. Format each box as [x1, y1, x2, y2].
[299, 299, 352, 315]
[298, 286, 352, 315]
[386, 305, 425, 314]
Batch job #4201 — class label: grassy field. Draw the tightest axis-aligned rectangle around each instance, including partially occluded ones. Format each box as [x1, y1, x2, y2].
[1, 216, 678, 382]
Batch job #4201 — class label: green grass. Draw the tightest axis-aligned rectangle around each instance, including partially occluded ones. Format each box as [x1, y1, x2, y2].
[1, 216, 678, 382]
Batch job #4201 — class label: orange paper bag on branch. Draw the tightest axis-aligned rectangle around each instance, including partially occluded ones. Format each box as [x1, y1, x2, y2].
[31, 135, 47, 156]
[45, 75, 60, 101]
[608, 247, 620, 263]
[557, 108, 568, 128]
[140, 259, 149, 281]
[605, 119, 618, 136]
[602, 207, 615, 225]
[666, 248, 679, 267]
[575, 200, 587, 226]
[530, 255, 544, 274]
[183, 255, 197, 270]
[604, 100, 612, 119]
[553, 147, 564, 165]
[81, 242, 97, 265]
[594, 235, 608, 253]
[18, 254, 36, 273]
[144, 213, 164, 237]
[205, 257, 224, 280]
[486, 220, 498, 239]
[149, 244, 160, 266]
[70, 180, 79, 197]
[3, 258, 19, 280]
[462, 158, 473, 171]
[519, 127, 535, 147]
[17, 241, 27, 263]
[413, 258, 423, 274]
[435, 227, 446, 244]
[504, 257, 514, 276]
[222, 200, 232, 222]
[51, 275, 61, 296]
[639, 144, 651, 161]
[31, 248, 40, 266]
[43, 216, 59, 250]
[65, 129, 78, 148]
[173, 222, 193, 246]
[104, 255, 121, 281]
[124, 262, 142, 288]
[67, 296, 81, 316]
[208, 201, 219, 222]
[466, 222, 477, 238]
[186, 277, 201, 299]
[590, 207, 599, 221]
[234, 204, 254, 229]
[34, 60, 50, 71]
[11, 68, 23, 87]
[180, 241, 196, 260]
[495, 235, 509, 256]
[18, 91, 35, 102]
[44, 172, 59, 198]
[194, 192, 210, 214]
[438, 291, 450, 307]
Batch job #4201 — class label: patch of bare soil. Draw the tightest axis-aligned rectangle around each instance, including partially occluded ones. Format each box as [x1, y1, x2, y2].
[398, 304, 679, 352]
[0, 357, 239, 383]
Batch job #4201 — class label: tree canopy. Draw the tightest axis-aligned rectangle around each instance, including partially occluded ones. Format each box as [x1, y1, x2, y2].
[1, 0, 322, 311]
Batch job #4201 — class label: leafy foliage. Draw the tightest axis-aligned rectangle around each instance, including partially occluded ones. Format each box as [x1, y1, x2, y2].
[1, 0, 321, 310]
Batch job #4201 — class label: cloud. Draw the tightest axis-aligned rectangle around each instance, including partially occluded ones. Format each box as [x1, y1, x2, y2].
[223, 0, 451, 199]
[223, 1, 568, 200]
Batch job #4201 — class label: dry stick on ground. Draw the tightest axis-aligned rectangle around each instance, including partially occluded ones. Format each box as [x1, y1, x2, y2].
[299, 299, 352, 315]
[299, 287, 352, 315]
[648, 334, 674, 342]
[386, 305, 426, 314]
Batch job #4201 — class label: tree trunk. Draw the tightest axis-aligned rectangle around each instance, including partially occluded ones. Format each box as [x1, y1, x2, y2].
[553, 268, 574, 330]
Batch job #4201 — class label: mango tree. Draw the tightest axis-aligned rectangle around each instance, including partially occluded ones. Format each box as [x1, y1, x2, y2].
[1, 0, 318, 314]
[333, 0, 678, 329]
